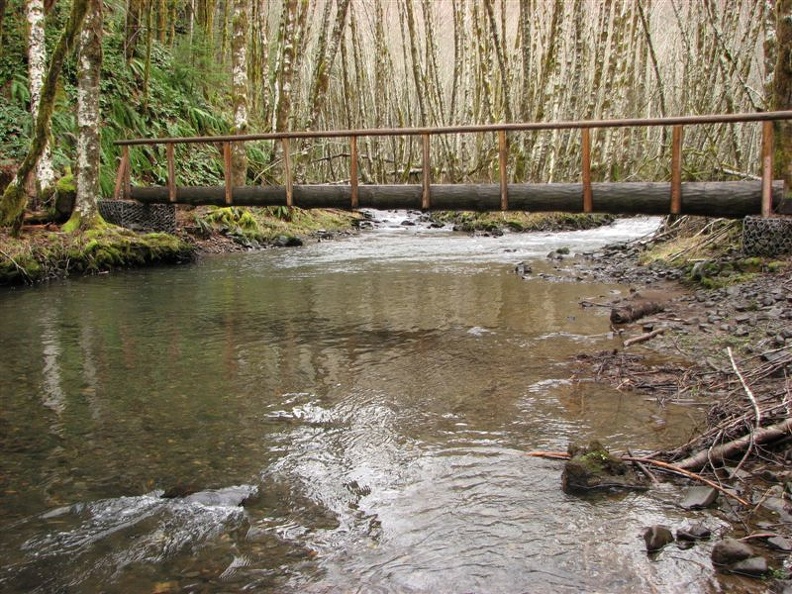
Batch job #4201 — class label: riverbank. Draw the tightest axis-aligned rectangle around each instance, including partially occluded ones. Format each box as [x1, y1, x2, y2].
[555, 216, 792, 584]
[0, 207, 617, 286]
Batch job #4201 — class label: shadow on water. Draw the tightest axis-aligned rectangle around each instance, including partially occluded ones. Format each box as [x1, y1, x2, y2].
[0, 216, 755, 592]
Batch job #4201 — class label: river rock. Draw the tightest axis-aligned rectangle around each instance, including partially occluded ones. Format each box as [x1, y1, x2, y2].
[767, 536, 792, 552]
[679, 486, 718, 510]
[730, 557, 769, 577]
[711, 538, 754, 567]
[164, 484, 258, 507]
[676, 523, 711, 542]
[562, 441, 648, 494]
[643, 525, 674, 553]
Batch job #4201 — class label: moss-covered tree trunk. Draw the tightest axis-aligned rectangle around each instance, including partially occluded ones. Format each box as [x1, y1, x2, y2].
[0, 0, 88, 234]
[64, 0, 104, 232]
[774, 0, 792, 198]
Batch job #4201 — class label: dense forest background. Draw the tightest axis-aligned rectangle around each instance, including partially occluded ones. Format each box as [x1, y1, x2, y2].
[0, 0, 790, 219]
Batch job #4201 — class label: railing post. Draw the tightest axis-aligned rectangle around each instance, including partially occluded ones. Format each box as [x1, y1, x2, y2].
[350, 136, 359, 209]
[671, 125, 683, 214]
[166, 142, 176, 203]
[282, 138, 293, 207]
[762, 121, 774, 218]
[223, 141, 233, 205]
[498, 130, 508, 211]
[114, 146, 130, 200]
[422, 133, 431, 210]
[581, 128, 593, 213]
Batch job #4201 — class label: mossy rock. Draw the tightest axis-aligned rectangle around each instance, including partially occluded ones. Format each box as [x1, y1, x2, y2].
[54, 174, 76, 221]
[562, 441, 647, 494]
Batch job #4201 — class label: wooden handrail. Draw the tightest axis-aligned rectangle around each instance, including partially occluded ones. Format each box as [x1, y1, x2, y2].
[115, 111, 792, 146]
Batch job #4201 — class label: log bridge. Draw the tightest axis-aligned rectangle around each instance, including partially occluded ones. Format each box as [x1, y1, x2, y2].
[114, 111, 792, 218]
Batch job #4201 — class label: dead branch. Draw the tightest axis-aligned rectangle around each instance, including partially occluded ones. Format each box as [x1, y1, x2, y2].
[624, 328, 665, 347]
[727, 347, 761, 430]
[674, 417, 792, 471]
[610, 302, 664, 324]
[524, 451, 749, 506]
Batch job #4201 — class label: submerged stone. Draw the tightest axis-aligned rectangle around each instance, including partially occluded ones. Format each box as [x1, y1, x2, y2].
[680, 486, 718, 510]
[711, 538, 754, 567]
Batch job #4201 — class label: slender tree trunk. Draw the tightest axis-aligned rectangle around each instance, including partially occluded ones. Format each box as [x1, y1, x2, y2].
[483, 0, 512, 122]
[272, 0, 298, 133]
[306, 0, 349, 130]
[124, 0, 142, 62]
[404, 0, 427, 126]
[26, 0, 55, 197]
[0, 0, 7, 54]
[0, 0, 89, 233]
[231, 0, 249, 186]
[65, 0, 104, 231]
[774, 0, 792, 196]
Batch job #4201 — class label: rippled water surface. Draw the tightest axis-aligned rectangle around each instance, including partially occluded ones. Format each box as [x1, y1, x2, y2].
[0, 215, 734, 592]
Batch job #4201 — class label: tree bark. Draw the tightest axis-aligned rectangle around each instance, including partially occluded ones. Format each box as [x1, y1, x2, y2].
[231, 0, 249, 187]
[774, 0, 792, 197]
[26, 0, 55, 196]
[65, 0, 103, 231]
[0, 0, 89, 232]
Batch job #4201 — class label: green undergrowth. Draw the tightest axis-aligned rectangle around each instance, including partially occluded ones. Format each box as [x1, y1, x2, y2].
[185, 206, 362, 246]
[0, 226, 194, 285]
[636, 217, 790, 288]
[433, 211, 616, 233]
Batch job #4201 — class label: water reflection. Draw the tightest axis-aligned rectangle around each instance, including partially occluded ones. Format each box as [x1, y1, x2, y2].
[0, 221, 728, 593]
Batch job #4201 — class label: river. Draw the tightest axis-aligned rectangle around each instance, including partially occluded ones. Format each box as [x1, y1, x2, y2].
[0, 214, 737, 593]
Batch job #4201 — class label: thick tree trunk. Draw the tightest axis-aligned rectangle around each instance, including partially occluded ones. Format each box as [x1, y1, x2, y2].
[26, 0, 55, 196]
[0, 0, 88, 232]
[774, 0, 792, 197]
[65, 0, 103, 231]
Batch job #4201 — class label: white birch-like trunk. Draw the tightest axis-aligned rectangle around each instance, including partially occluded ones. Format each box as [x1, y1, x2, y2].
[231, 0, 248, 186]
[73, 0, 103, 227]
[26, 0, 55, 194]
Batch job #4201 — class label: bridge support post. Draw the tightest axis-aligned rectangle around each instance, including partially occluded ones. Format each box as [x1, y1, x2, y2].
[283, 138, 293, 207]
[498, 130, 508, 210]
[762, 121, 773, 218]
[166, 142, 176, 202]
[671, 125, 683, 214]
[422, 134, 431, 209]
[581, 128, 593, 213]
[223, 142, 233, 204]
[113, 146, 130, 200]
[350, 136, 359, 209]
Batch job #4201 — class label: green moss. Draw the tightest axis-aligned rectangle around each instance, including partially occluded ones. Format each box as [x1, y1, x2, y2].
[433, 211, 615, 233]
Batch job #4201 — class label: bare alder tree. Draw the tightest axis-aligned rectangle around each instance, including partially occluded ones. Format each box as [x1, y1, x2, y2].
[26, 0, 55, 196]
[231, 0, 249, 186]
[68, 0, 104, 231]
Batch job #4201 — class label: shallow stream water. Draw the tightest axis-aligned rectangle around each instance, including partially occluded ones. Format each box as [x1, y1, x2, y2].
[0, 214, 744, 592]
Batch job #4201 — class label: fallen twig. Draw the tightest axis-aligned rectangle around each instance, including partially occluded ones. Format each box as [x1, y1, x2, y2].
[727, 347, 761, 430]
[624, 328, 665, 347]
